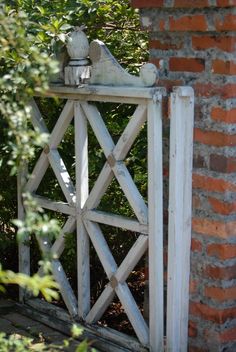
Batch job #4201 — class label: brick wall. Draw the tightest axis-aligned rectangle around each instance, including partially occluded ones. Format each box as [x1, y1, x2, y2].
[131, 1, 236, 351]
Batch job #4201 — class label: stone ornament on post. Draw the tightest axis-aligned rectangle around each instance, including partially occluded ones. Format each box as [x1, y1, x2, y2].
[64, 27, 159, 87]
[64, 26, 91, 86]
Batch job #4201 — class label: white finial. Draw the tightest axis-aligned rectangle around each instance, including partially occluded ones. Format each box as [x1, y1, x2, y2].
[64, 27, 90, 86]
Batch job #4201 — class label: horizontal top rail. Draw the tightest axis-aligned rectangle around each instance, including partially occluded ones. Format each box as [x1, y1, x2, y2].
[36, 84, 166, 104]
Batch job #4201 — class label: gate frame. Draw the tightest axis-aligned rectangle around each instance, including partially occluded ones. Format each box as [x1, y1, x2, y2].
[18, 84, 194, 352]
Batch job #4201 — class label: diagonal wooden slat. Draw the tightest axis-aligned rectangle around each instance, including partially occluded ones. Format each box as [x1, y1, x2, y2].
[84, 161, 113, 210]
[25, 152, 49, 193]
[50, 215, 76, 258]
[113, 162, 148, 224]
[37, 215, 76, 274]
[84, 104, 147, 211]
[37, 236, 78, 317]
[30, 99, 48, 133]
[86, 235, 148, 324]
[26, 100, 74, 196]
[49, 100, 74, 149]
[83, 220, 117, 278]
[48, 150, 76, 204]
[81, 102, 147, 223]
[116, 282, 149, 346]
[84, 219, 148, 344]
[113, 104, 147, 161]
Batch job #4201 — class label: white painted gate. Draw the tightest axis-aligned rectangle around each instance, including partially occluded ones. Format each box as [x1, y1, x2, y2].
[18, 84, 194, 352]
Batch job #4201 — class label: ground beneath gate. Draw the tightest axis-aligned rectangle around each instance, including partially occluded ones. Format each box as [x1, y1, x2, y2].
[0, 299, 83, 351]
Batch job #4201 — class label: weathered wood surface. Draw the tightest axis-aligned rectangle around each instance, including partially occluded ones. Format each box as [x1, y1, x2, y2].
[147, 98, 164, 352]
[17, 299, 148, 352]
[0, 300, 78, 351]
[166, 87, 194, 352]
[89, 40, 158, 87]
[37, 85, 166, 103]
[75, 102, 90, 318]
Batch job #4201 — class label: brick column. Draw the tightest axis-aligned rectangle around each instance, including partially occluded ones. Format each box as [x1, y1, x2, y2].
[131, 1, 236, 351]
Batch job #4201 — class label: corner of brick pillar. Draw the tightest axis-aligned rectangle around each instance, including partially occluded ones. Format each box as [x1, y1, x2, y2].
[131, 1, 236, 351]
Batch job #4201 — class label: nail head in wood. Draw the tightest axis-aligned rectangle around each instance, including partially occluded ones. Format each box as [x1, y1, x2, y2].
[107, 153, 116, 168]
[110, 275, 118, 289]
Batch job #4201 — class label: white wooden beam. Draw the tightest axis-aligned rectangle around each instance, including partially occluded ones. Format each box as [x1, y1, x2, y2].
[48, 149, 76, 204]
[24, 152, 49, 193]
[113, 104, 147, 161]
[86, 235, 148, 324]
[50, 216, 76, 259]
[74, 102, 90, 318]
[81, 102, 148, 223]
[84, 210, 148, 234]
[49, 100, 74, 149]
[147, 96, 164, 352]
[32, 195, 76, 216]
[30, 99, 48, 133]
[166, 87, 194, 352]
[37, 236, 78, 317]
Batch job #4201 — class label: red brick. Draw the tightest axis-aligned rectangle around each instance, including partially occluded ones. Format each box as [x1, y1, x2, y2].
[214, 14, 236, 31]
[193, 83, 236, 99]
[192, 173, 236, 193]
[169, 15, 208, 31]
[211, 107, 236, 124]
[191, 238, 203, 252]
[208, 197, 236, 215]
[207, 243, 236, 260]
[150, 58, 162, 68]
[189, 301, 236, 323]
[217, 0, 236, 5]
[188, 347, 208, 352]
[205, 286, 236, 301]
[174, 0, 209, 7]
[194, 128, 236, 147]
[189, 280, 199, 294]
[210, 154, 236, 174]
[203, 264, 236, 280]
[130, 0, 164, 8]
[192, 218, 236, 239]
[149, 38, 183, 50]
[193, 154, 206, 168]
[219, 326, 236, 343]
[192, 35, 236, 53]
[158, 78, 184, 92]
[169, 57, 205, 72]
[212, 59, 236, 75]
[188, 320, 198, 338]
[192, 194, 201, 209]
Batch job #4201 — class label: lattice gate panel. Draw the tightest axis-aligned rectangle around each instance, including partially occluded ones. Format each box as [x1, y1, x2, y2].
[18, 85, 194, 352]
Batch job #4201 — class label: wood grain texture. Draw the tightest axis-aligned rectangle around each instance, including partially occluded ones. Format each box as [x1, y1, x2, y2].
[166, 87, 194, 352]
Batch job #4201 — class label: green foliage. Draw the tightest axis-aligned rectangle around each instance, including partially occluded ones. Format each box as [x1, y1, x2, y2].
[9, 0, 148, 71]
[0, 6, 58, 172]
[0, 264, 59, 302]
[0, 324, 96, 351]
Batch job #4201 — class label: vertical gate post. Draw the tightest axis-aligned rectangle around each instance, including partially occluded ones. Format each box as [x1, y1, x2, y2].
[147, 95, 164, 352]
[75, 101, 90, 318]
[18, 165, 30, 302]
[167, 87, 194, 352]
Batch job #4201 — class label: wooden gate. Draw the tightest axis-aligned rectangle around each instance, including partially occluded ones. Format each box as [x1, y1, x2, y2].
[18, 40, 194, 352]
